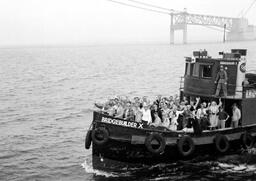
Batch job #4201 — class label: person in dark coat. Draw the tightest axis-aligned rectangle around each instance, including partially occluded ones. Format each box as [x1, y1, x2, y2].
[214, 65, 228, 97]
[218, 106, 229, 129]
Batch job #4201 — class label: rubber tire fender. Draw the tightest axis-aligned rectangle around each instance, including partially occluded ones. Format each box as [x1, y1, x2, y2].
[145, 133, 166, 155]
[214, 134, 229, 153]
[85, 130, 92, 149]
[91, 127, 109, 146]
[241, 132, 254, 149]
[177, 135, 195, 157]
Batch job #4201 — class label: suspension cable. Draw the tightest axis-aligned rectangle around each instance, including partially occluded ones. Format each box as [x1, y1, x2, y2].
[238, 0, 256, 17]
[242, 0, 256, 17]
[108, 0, 170, 15]
[126, 0, 179, 12]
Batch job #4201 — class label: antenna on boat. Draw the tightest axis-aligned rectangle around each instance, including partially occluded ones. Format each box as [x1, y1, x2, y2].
[223, 24, 226, 43]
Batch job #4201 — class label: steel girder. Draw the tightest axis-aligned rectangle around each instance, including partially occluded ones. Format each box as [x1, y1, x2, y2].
[172, 12, 238, 31]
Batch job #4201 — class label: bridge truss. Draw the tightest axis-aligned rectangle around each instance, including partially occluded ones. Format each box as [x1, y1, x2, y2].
[171, 12, 237, 44]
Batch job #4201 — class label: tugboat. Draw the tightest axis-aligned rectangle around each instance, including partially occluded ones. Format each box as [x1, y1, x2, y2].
[85, 49, 256, 171]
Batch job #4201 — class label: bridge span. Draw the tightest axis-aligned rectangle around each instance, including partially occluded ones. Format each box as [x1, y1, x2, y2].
[170, 11, 256, 44]
[109, 0, 256, 44]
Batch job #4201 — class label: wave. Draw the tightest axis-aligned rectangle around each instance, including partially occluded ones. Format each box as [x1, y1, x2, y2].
[213, 162, 256, 173]
[81, 159, 118, 178]
[81, 152, 256, 180]
[55, 109, 93, 121]
[149, 176, 174, 181]
[0, 153, 19, 159]
[248, 148, 256, 154]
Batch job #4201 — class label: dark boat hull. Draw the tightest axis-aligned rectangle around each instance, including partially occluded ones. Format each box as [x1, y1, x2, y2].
[89, 111, 256, 170]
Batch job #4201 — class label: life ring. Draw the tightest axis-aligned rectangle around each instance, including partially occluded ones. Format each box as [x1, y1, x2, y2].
[91, 127, 109, 146]
[145, 133, 166, 155]
[177, 135, 195, 157]
[214, 134, 229, 153]
[241, 132, 254, 149]
[85, 130, 92, 149]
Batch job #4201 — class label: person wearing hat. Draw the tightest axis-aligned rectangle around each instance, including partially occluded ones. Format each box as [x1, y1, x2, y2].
[214, 65, 228, 97]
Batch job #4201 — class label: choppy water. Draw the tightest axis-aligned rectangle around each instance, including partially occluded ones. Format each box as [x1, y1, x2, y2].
[1, 41, 256, 180]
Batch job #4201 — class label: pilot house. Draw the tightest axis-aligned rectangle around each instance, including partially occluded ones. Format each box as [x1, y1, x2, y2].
[180, 49, 256, 127]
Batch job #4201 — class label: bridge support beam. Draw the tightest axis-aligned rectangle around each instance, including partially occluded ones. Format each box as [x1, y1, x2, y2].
[170, 13, 174, 44]
[183, 24, 187, 44]
[170, 28, 174, 44]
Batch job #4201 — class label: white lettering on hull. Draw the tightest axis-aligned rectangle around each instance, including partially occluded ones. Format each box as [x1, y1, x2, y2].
[101, 117, 143, 129]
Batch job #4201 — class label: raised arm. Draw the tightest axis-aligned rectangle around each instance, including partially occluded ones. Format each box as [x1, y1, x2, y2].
[225, 113, 230, 121]
[218, 98, 222, 107]
[194, 97, 200, 109]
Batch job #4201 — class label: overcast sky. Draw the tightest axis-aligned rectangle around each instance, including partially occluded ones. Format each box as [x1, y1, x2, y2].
[0, 0, 255, 46]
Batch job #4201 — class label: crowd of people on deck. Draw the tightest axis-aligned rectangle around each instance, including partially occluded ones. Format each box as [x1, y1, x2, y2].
[95, 95, 241, 132]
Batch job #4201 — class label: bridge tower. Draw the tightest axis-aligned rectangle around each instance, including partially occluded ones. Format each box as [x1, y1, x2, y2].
[170, 10, 188, 44]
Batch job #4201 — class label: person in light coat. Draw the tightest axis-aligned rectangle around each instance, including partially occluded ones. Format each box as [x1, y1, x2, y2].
[231, 103, 241, 128]
[208, 98, 222, 129]
[142, 103, 152, 125]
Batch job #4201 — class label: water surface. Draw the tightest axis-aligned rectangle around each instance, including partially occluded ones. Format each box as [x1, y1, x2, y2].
[1, 41, 256, 180]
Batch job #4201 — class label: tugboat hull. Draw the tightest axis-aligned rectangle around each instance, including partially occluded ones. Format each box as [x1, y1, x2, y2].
[87, 111, 256, 170]
[85, 49, 256, 171]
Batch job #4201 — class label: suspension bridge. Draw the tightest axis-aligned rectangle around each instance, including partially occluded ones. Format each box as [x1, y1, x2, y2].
[108, 0, 256, 44]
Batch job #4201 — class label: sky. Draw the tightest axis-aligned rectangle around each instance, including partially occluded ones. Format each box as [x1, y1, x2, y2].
[0, 0, 255, 46]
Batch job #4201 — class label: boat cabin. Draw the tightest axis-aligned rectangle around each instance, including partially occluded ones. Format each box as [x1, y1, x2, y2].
[180, 49, 256, 127]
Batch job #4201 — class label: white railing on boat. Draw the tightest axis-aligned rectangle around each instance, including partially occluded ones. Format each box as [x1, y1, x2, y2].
[179, 76, 184, 92]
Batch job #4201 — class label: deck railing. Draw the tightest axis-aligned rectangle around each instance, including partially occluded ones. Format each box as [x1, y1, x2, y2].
[242, 84, 256, 98]
[179, 76, 184, 91]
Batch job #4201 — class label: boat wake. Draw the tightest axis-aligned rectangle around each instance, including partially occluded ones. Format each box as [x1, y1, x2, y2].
[248, 147, 256, 154]
[81, 158, 118, 178]
[213, 162, 256, 173]
[212, 148, 256, 173]
[81, 151, 256, 180]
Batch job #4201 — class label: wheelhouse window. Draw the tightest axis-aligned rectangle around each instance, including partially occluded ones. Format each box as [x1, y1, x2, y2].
[190, 63, 194, 76]
[201, 64, 213, 78]
[185, 63, 190, 75]
[192, 63, 199, 77]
